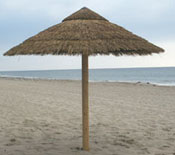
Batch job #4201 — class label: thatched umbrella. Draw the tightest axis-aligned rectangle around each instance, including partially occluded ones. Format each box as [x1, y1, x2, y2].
[4, 7, 164, 151]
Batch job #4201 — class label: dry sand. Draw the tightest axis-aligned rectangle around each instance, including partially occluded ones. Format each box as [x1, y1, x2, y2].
[0, 77, 175, 155]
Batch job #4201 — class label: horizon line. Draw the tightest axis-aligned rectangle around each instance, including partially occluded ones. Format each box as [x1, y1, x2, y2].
[0, 66, 175, 72]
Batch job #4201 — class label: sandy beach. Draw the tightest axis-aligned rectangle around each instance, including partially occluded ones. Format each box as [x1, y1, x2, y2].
[0, 77, 175, 155]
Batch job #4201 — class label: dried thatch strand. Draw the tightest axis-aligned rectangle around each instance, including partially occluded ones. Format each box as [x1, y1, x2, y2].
[4, 7, 164, 56]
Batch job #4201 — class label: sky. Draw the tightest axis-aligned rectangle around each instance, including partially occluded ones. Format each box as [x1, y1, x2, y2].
[0, 0, 174, 71]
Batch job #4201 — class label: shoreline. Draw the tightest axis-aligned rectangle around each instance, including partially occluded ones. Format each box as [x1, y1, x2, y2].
[0, 76, 174, 87]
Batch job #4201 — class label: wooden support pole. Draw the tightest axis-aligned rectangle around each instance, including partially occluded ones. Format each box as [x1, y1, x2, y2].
[82, 54, 89, 151]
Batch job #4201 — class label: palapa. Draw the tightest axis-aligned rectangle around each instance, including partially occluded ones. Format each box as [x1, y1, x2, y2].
[4, 7, 164, 151]
[4, 7, 163, 56]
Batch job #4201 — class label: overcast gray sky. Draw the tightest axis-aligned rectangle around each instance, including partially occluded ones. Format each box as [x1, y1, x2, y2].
[0, 0, 174, 71]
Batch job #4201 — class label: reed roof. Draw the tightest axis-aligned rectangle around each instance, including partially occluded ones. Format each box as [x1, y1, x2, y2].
[4, 7, 164, 56]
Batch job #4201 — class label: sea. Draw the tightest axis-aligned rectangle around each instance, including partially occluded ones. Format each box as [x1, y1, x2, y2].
[0, 67, 175, 86]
